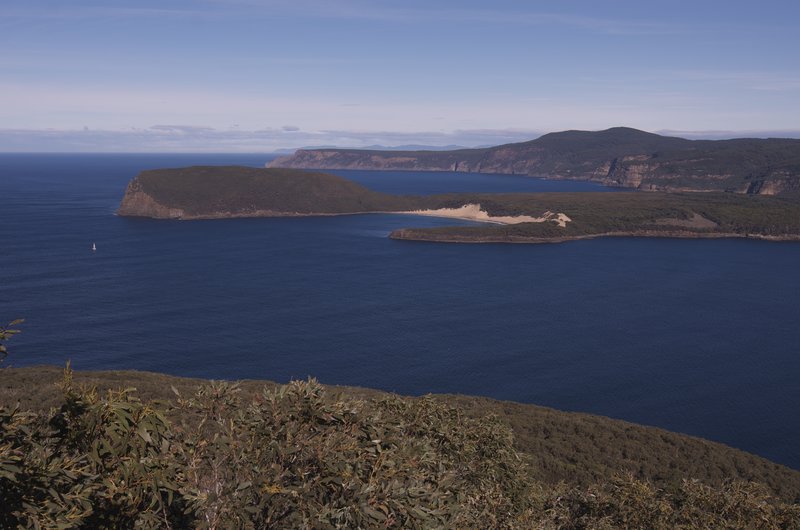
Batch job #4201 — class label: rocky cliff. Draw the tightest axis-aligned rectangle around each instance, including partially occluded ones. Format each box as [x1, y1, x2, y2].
[117, 166, 413, 219]
[270, 127, 800, 195]
[117, 176, 187, 219]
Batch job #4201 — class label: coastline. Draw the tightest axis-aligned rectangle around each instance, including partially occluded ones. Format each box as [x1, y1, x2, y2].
[119, 206, 564, 224]
[389, 229, 800, 244]
[116, 169, 800, 244]
[118, 207, 800, 244]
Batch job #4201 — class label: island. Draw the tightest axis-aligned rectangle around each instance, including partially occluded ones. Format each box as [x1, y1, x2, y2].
[269, 126, 800, 195]
[118, 166, 800, 244]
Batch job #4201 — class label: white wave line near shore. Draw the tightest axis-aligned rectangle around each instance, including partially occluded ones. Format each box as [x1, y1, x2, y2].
[395, 203, 572, 227]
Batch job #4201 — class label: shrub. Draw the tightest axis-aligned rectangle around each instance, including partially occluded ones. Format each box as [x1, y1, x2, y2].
[0, 371, 535, 528]
[1, 368, 798, 528]
[0, 319, 23, 366]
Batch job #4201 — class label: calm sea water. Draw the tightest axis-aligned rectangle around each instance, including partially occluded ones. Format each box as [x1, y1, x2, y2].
[1, 153, 798, 470]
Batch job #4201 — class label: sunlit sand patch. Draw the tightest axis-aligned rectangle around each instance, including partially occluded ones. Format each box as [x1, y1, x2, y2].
[397, 203, 572, 227]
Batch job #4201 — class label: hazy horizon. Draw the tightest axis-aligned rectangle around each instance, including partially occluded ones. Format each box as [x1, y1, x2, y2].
[3, 0, 799, 152]
[3, 126, 800, 154]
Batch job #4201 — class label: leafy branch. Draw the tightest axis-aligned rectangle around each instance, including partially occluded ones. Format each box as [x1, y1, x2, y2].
[0, 319, 23, 365]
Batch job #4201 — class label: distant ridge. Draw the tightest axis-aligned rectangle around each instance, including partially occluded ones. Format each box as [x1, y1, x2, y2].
[269, 127, 800, 195]
[273, 144, 476, 155]
[360, 144, 476, 151]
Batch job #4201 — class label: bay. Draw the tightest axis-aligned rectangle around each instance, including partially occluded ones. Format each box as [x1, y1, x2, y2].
[1, 153, 798, 470]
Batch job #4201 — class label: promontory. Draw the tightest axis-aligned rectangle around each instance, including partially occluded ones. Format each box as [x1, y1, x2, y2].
[117, 166, 416, 219]
[269, 126, 800, 195]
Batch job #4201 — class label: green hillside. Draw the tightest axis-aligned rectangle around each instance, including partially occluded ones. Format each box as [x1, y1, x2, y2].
[1, 366, 799, 528]
[118, 166, 415, 219]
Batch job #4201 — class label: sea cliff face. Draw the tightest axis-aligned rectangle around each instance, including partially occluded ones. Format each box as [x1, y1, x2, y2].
[269, 127, 800, 195]
[746, 175, 800, 195]
[116, 166, 415, 219]
[117, 177, 186, 219]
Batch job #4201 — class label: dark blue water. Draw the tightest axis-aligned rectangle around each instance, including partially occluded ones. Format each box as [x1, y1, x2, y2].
[322, 168, 621, 195]
[2, 153, 799, 470]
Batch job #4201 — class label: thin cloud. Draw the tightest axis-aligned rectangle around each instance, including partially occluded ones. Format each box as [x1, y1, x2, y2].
[3, 126, 800, 153]
[161, 0, 682, 35]
[0, 127, 541, 153]
[150, 125, 217, 133]
[0, 5, 216, 21]
[657, 129, 800, 140]
[428, 9, 678, 35]
[666, 70, 800, 92]
[0, 0, 766, 38]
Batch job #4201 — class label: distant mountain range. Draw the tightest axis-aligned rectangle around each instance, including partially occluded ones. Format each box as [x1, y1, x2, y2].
[269, 127, 800, 195]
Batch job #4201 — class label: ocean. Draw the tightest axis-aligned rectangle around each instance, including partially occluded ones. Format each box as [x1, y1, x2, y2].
[1, 153, 798, 470]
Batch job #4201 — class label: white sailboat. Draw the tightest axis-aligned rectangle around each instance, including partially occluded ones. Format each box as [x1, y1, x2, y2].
[92, 243, 97, 252]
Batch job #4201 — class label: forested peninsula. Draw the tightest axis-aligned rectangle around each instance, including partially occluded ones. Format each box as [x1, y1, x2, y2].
[118, 166, 800, 244]
[116, 166, 415, 219]
[269, 126, 800, 195]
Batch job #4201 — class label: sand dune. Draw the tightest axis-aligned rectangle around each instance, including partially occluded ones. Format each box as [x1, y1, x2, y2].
[398, 203, 572, 227]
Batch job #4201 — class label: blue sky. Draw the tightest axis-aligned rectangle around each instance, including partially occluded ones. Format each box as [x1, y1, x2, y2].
[2, 0, 800, 151]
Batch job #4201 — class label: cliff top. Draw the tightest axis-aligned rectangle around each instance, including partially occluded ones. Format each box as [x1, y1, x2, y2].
[118, 166, 413, 218]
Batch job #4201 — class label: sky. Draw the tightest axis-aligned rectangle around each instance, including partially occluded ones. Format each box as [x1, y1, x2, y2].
[2, 0, 800, 152]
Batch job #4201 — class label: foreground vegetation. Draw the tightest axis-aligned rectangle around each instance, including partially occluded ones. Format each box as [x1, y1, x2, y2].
[3, 326, 799, 527]
[1, 365, 799, 528]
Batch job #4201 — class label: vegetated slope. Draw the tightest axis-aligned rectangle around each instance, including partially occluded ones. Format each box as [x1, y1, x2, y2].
[2, 366, 799, 503]
[117, 166, 414, 219]
[269, 127, 800, 194]
[392, 191, 800, 243]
